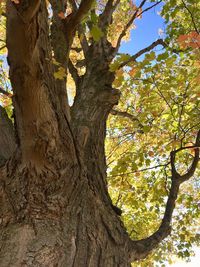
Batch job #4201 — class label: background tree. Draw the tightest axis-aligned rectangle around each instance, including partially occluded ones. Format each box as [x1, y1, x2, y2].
[0, 0, 199, 266]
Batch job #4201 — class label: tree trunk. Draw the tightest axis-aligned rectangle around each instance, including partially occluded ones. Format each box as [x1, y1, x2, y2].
[0, 166, 132, 267]
[71, 39, 121, 209]
[0, 1, 133, 266]
[0, 106, 16, 166]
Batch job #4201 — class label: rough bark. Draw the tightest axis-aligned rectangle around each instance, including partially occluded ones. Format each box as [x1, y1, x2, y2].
[0, 1, 131, 266]
[0, 106, 16, 166]
[49, 0, 71, 121]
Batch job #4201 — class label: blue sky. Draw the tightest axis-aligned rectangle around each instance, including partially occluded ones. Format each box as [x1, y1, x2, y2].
[120, 1, 165, 55]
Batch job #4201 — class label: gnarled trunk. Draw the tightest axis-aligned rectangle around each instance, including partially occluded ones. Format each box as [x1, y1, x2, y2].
[0, 1, 132, 266]
[0, 162, 132, 267]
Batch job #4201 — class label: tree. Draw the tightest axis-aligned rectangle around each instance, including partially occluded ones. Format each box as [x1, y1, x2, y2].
[0, 0, 199, 266]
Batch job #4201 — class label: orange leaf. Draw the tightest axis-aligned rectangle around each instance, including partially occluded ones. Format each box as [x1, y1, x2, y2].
[58, 12, 66, 19]
[177, 31, 200, 49]
[129, 67, 137, 77]
[148, 151, 154, 157]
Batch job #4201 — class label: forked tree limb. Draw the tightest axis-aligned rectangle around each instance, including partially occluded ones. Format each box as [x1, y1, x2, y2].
[129, 130, 200, 261]
[99, 0, 120, 29]
[64, 0, 94, 35]
[69, 0, 89, 54]
[171, 130, 200, 183]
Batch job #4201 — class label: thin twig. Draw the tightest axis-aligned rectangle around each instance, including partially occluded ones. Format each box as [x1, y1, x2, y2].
[115, 0, 162, 53]
[181, 0, 199, 34]
[108, 163, 170, 178]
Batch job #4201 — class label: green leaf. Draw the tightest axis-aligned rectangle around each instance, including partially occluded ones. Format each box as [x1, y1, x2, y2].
[143, 125, 151, 133]
[54, 67, 67, 80]
[90, 26, 104, 42]
[145, 51, 156, 61]
[157, 52, 169, 61]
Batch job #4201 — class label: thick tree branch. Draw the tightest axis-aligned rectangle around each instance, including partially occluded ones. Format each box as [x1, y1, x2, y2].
[65, 0, 94, 33]
[6, 0, 69, 160]
[130, 180, 179, 261]
[0, 106, 16, 165]
[118, 38, 185, 69]
[99, 0, 120, 29]
[129, 130, 200, 261]
[9, 0, 40, 23]
[119, 39, 166, 68]
[49, 0, 72, 120]
[130, 177, 179, 260]
[49, 0, 92, 121]
[69, 0, 89, 54]
[66, 0, 94, 53]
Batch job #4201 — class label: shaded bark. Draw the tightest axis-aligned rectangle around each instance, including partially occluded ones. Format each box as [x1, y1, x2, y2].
[0, 106, 15, 166]
[70, 38, 120, 208]
[49, 0, 71, 121]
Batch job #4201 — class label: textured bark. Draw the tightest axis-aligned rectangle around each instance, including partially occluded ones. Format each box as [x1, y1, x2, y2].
[49, 0, 71, 121]
[71, 39, 119, 208]
[0, 106, 16, 166]
[0, 1, 132, 266]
